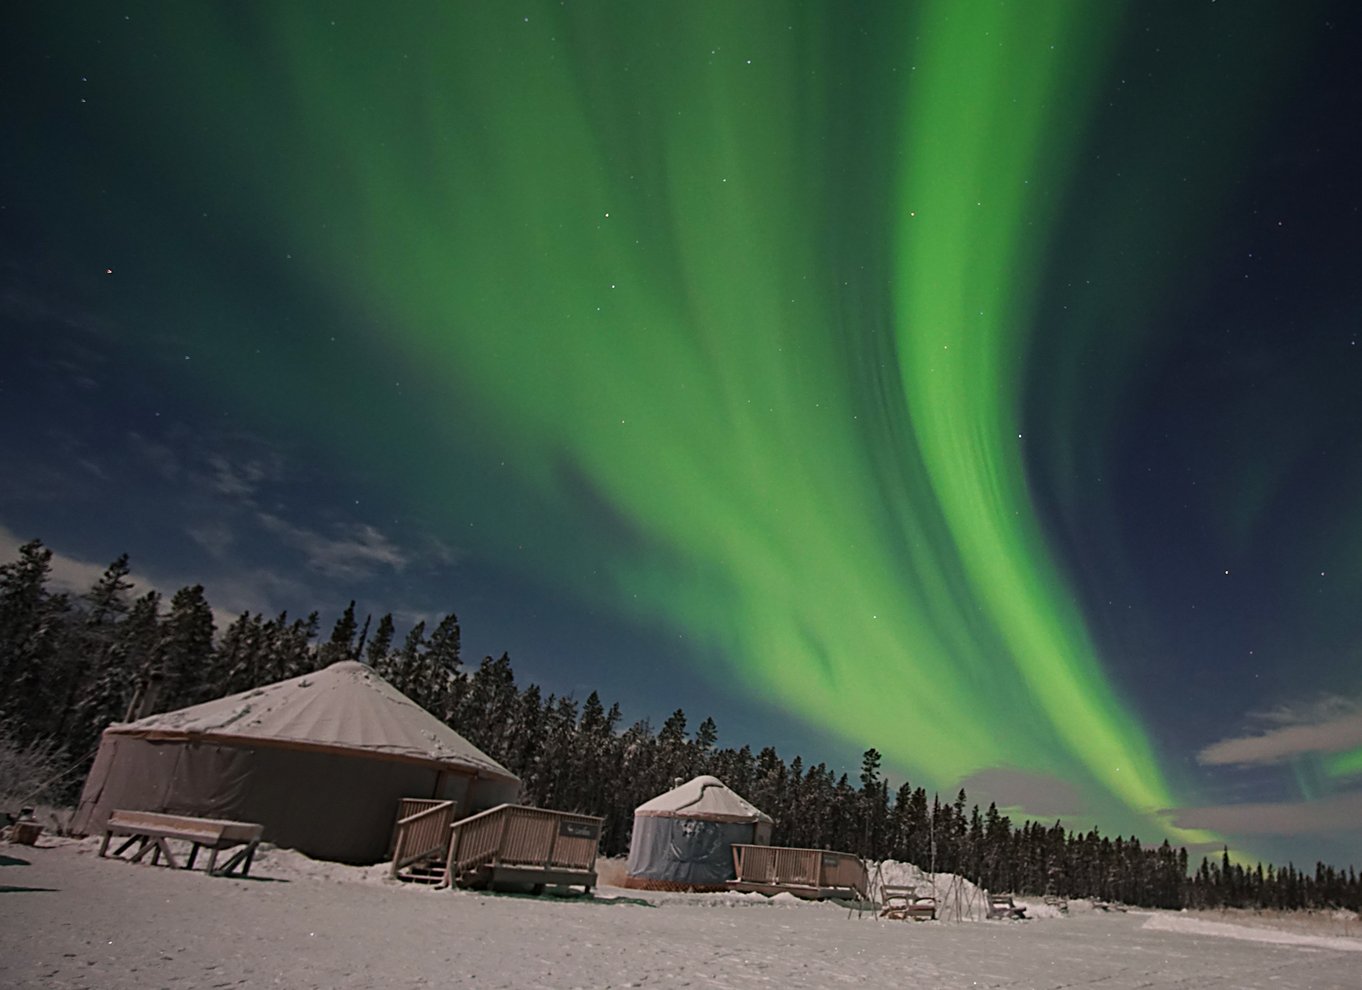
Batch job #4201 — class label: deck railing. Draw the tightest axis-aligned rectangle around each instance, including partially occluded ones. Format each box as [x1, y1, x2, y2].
[387, 798, 453, 856]
[731, 844, 868, 898]
[389, 800, 457, 876]
[446, 804, 603, 879]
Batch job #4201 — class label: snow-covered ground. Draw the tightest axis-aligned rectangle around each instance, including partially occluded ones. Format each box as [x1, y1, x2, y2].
[3, 838, 1359, 989]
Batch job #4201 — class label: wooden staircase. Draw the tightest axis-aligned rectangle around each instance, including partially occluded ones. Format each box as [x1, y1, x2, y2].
[389, 798, 457, 884]
[396, 860, 448, 885]
[444, 804, 603, 893]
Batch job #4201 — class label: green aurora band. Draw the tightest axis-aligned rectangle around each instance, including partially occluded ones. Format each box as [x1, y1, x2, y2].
[54, 0, 1279, 843]
[890, 3, 1167, 816]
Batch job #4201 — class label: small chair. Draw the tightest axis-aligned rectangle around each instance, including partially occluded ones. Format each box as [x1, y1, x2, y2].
[880, 884, 937, 921]
[987, 893, 1027, 920]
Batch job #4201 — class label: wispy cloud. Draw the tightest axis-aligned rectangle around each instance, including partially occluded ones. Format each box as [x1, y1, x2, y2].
[201, 567, 325, 621]
[1170, 789, 1362, 837]
[205, 451, 285, 499]
[125, 430, 184, 484]
[0, 522, 240, 628]
[0, 279, 115, 340]
[3, 420, 454, 631]
[958, 767, 1084, 818]
[1198, 696, 1362, 766]
[185, 520, 236, 559]
[256, 514, 408, 580]
[0, 523, 118, 599]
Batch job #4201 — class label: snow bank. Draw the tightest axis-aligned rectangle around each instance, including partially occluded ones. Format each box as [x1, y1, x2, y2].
[870, 861, 1079, 921]
[1142, 912, 1362, 952]
[12, 839, 1362, 989]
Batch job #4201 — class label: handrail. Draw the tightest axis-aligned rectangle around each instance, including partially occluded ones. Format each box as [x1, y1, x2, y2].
[445, 804, 603, 883]
[731, 843, 868, 899]
[390, 800, 456, 876]
[387, 798, 453, 856]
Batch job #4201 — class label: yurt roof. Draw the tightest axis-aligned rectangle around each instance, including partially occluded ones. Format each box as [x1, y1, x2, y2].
[109, 660, 517, 782]
[634, 774, 773, 824]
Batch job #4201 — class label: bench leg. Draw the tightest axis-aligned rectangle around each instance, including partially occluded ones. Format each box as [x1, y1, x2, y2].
[113, 835, 141, 858]
[130, 837, 154, 863]
[99, 831, 114, 858]
[187, 843, 201, 870]
[214, 841, 258, 877]
[207, 846, 221, 875]
[156, 837, 181, 870]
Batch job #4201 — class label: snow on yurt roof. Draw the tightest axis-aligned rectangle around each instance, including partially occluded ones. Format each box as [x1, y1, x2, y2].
[634, 774, 773, 824]
[110, 660, 517, 782]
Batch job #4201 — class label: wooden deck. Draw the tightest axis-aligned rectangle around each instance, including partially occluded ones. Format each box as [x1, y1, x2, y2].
[726, 844, 868, 901]
[99, 810, 263, 877]
[444, 804, 603, 893]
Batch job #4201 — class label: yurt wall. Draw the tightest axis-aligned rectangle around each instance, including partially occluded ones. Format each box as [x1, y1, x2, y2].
[625, 816, 758, 886]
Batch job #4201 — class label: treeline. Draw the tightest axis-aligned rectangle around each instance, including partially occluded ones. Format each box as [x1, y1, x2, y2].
[2, 540, 1358, 911]
[1186, 850, 1360, 911]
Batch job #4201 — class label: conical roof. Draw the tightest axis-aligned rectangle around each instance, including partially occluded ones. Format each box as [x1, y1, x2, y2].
[634, 774, 772, 824]
[110, 660, 517, 783]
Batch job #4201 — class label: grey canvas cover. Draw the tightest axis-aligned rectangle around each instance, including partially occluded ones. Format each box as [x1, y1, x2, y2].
[104, 660, 516, 780]
[73, 661, 521, 863]
[74, 733, 464, 862]
[625, 815, 756, 884]
[624, 775, 773, 886]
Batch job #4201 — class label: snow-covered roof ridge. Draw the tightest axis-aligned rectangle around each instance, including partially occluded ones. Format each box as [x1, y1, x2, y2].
[635, 774, 773, 823]
[111, 659, 517, 782]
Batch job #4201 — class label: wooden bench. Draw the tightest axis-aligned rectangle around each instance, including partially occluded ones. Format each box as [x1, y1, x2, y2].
[987, 893, 1027, 920]
[99, 810, 264, 877]
[880, 884, 937, 921]
[1044, 893, 1069, 914]
[1092, 899, 1127, 913]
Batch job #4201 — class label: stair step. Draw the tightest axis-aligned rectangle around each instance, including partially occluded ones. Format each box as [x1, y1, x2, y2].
[396, 862, 448, 885]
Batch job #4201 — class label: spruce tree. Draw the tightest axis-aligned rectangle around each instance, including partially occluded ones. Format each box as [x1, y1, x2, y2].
[0, 540, 72, 739]
[109, 590, 162, 721]
[154, 585, 215, 710]
[319, 601, 359, 664]
[55, 554, 133, 738]
[420, 612, 463, 717]
[365, 613, 396, 669]
[387, 620, 426, 696]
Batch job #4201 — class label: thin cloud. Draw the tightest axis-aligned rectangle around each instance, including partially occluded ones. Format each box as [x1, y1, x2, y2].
[0, 524, 118, 599]
[0, 280, 115, 339]
[203, 567, 327, 621]
[1198, 697, 1362, 766]
[256, 514, 408, 580]
[0, 523, 238, 628]
[185, 520, 236, 559]
[125, 431, 184, 483]
[204, 450, 285, 500]
[1170, 790, 1362, 837]
[958, 767, 1084, 818]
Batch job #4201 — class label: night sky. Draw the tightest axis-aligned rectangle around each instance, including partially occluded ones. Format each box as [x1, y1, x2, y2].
[4, 1, 1360, 868]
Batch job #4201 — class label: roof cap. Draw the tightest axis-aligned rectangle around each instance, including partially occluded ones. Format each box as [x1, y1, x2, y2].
[634, 774, 772, 823]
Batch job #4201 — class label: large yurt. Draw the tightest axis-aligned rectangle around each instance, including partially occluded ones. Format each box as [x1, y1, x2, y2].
[73, 660, 520, 863]
[623, 774, 774, 891]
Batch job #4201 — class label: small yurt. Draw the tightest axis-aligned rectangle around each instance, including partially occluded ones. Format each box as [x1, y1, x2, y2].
[73, 660, 520, 863]
[623, 774, 774, 891]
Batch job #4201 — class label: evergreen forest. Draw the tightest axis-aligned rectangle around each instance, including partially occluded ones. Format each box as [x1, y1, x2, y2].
[1, 539, 1357, 912]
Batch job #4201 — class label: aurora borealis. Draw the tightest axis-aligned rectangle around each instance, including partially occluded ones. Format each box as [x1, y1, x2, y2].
[4, 1, 1361, 866]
